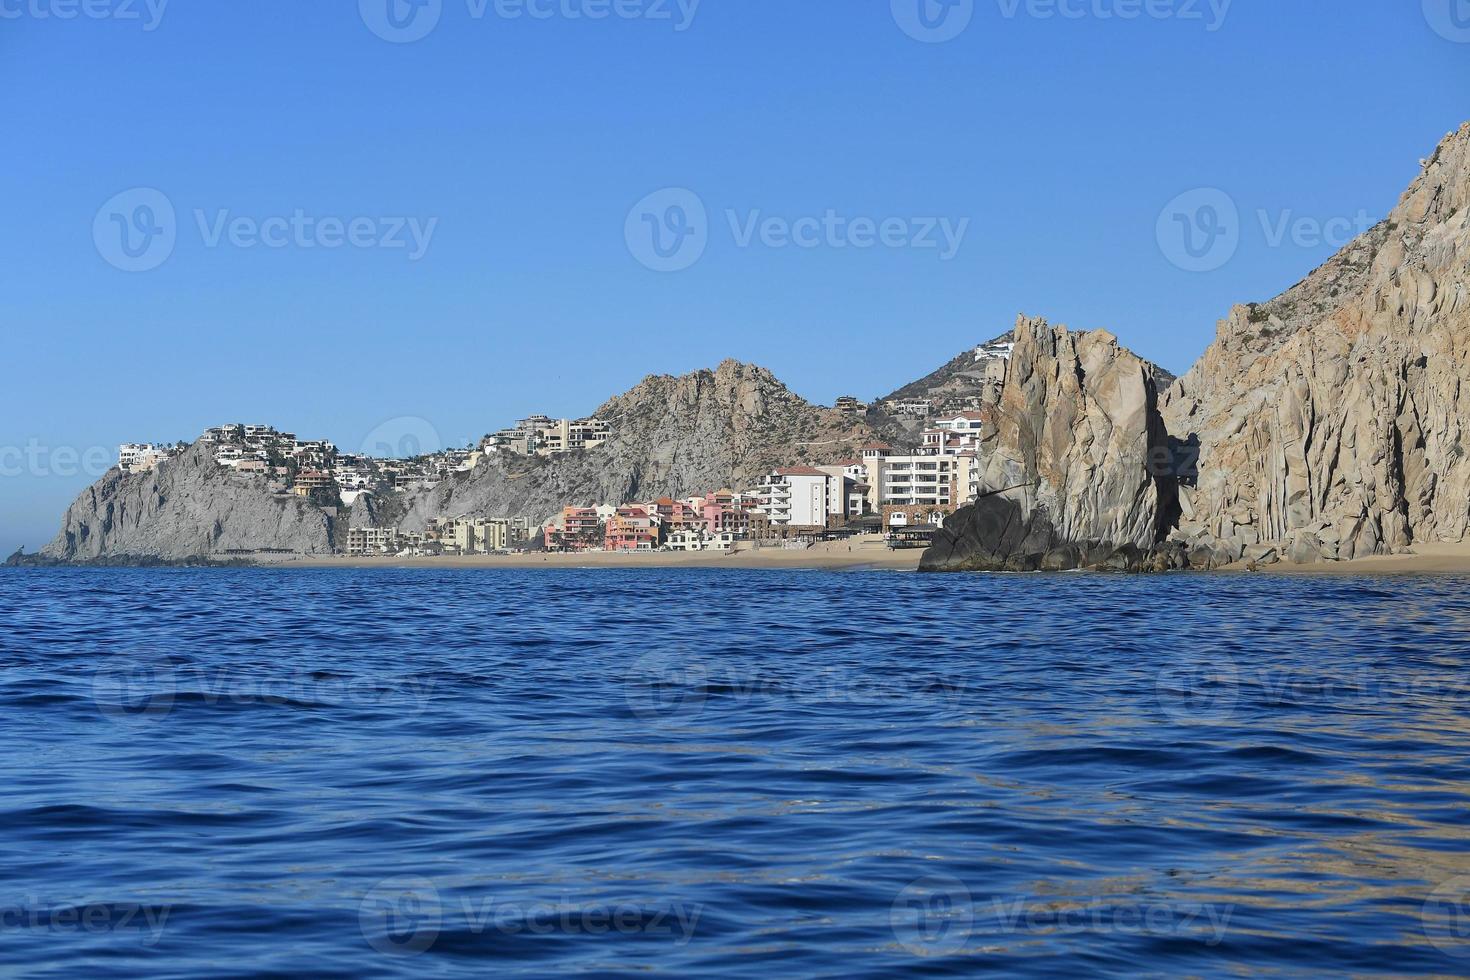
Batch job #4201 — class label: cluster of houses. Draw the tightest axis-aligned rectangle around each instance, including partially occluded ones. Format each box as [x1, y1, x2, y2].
[538, 414, 992, 553]
[483, 416, 610, 457]
[122, 416, 614, 506]
[344, 516, 535, 557]
[117, 442, 184, 474]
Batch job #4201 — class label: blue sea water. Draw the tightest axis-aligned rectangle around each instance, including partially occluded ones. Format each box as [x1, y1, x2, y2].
[2, 566, 1470, 977]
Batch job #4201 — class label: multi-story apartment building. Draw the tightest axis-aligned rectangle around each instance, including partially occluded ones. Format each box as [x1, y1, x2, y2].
[816, 463, 870, 520]
[755, 467, 832, 528]
[545, 506, 602, 551]
[863, 454, 976, 514]
[605, 506, 660, 552]
[345, 527, 398, 556]
[667, 529, 738, 551]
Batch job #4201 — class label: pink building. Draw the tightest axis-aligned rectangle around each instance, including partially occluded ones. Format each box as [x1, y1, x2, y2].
[606, 506, 660, 552]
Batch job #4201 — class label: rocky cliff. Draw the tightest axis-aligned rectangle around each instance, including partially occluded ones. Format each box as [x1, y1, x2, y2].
[397, 359, 875, 530]
[921, 316, 1175, 571]
[1161, 122, 1470, 566]
[38, 444, 337, 562]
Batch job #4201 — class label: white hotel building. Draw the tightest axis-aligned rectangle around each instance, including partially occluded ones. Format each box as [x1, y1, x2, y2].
[754, 467, 833, 527]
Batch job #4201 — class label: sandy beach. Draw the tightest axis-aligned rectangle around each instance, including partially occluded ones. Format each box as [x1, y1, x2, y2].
[1255, 541, 1470, 576]
[275, 538, 1470, 574]
[283, 537, 926, 571]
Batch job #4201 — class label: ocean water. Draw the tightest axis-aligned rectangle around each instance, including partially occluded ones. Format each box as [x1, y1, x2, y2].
[2, 567, 1470, 977]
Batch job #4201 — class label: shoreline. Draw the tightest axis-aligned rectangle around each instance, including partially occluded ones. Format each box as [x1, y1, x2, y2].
[1251, 541, 1470, 577]
[274, 540, 1470, 575]
[13, 541, 1470, 576]
[279, 540, 927, 571]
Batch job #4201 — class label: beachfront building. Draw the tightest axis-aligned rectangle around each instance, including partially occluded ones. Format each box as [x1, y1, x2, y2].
[754, 467, 832, 528]
[605, 506, 660, 552]
[815, 463, 871, 521]
[346, 527, 398, 556]
[545, 506, 603, 552]
[864, 454, 977, 523]
[667, 529, 738, 551]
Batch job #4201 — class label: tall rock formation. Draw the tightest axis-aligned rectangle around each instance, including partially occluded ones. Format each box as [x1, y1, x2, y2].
[384, 359, 874, 531]
[921, 316, 1175, 571]
[1162, 122, 1470, 565]
[39, 444, 336, 562]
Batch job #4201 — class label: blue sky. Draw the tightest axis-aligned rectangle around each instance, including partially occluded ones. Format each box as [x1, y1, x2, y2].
[2, 1, 1467, 550]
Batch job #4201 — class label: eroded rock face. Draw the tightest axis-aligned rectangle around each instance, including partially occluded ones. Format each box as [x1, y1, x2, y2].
[1162, 123, 1470, 567]
[39, 444, 336, 561]
[922, 316, 1175, 571]
[397, 359, 877, 531]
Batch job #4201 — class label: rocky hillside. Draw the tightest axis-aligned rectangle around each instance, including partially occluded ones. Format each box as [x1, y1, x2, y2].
[387, 359, 875, 531]
[1161, 121, 1470, 566]
[922, 316, 1175, 571]
[880, 331, 1016, 405]
[38, 444, 337, 562]
[927, 121, 1470, 571]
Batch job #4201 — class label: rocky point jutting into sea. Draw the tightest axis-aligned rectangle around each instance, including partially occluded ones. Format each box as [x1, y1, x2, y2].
[22, 122, 1470, 571]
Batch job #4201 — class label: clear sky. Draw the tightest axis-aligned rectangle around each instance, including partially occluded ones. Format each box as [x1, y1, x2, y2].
[2, 1, 1467, 550]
